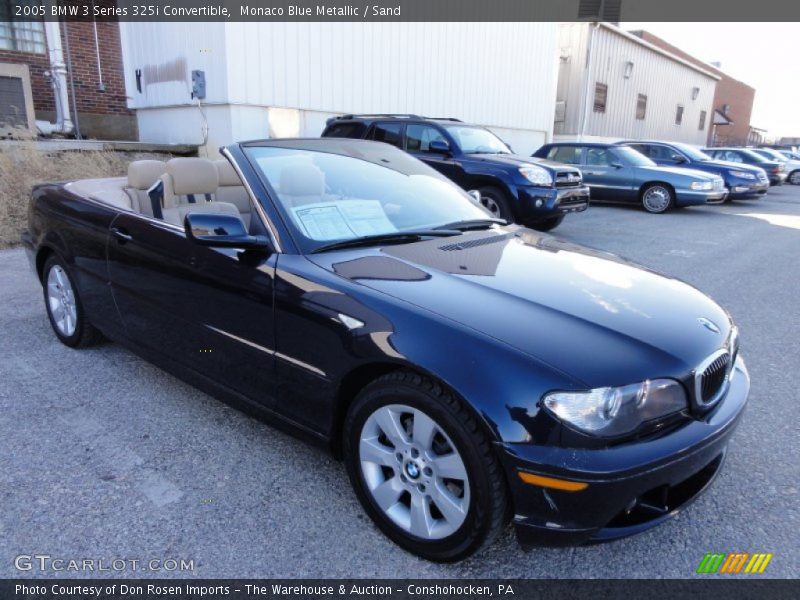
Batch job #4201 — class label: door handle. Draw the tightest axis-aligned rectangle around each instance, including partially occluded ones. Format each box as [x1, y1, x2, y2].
[111, 227, 133, 243]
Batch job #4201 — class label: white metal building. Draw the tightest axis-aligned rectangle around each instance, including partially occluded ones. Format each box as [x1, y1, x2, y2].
[554, 23, 719, 145]
[119, 22, 560, 156]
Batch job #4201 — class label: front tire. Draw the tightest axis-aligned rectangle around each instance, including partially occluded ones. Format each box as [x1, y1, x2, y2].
[343, 371, 509, 562]
[477, 186, 514, 222]
[640, 183, 674, 214]
[42, 254, 102, 348]
[789, 170, 800, 185]
[529, 214, 565, 232]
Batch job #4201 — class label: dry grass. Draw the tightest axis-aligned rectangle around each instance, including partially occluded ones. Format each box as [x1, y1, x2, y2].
[0, 142, 173, 248]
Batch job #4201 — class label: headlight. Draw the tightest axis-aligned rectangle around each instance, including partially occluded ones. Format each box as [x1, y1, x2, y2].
[690, 181, 713, 191]
[730, 170, 756, 180]
[519, 165, 553, 186]
[542, 379, 687, 437]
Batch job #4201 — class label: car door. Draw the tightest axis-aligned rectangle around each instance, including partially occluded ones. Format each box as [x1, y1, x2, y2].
[106, 209, 279, 407]
[404, 123, 465, 185]
[581, 147, 634, 200]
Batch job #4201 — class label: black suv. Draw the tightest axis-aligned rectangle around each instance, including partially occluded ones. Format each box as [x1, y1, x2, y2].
[321, 114, 589, 231]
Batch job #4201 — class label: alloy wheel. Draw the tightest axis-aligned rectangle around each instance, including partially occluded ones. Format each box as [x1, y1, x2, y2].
[480, 196, 501, 217]
[359, 404, 470, 540]
[47, 265, 78, 337]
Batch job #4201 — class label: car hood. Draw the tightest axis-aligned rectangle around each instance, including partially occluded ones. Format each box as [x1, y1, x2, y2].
[692, 159, 765, 174]
[466, 153, 575, 172]
[637, 165, 719, 180]
[310, 228, 732, 387]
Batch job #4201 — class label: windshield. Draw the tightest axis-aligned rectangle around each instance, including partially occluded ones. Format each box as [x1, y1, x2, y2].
[614, 146, 656, 167]
[738, 149, 772, 163]
[672, 143, 712, 161]
[756, 148, 787, 162]
[244, 143, 492, 253]
[444, 125, 512, 154]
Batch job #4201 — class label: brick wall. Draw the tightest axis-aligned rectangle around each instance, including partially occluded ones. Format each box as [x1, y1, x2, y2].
[631, 30, 756, 147]
[61, 21, 131, 116]
[1, 18, 136, 139]
[0, 47, 55, 113]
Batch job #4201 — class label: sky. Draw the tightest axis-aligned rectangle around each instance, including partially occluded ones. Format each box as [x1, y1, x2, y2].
[622, 23, 800, 140]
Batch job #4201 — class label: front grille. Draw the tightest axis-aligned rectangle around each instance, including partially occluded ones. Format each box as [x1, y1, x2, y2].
[695, 351, 731, 407]
[559, 195, 587, 208]
[555, 171, 582, 187]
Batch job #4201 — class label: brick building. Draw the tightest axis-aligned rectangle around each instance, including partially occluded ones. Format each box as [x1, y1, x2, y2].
[631, 30, 756, 147]
[0, 10, 135, 139]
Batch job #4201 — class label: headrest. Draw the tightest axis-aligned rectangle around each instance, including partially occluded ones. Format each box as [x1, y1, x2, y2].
[279, 164, 324, 197]
[166, 157, 218, 196]
[214, 160, 241, 187]
[128, 160, 165, 190]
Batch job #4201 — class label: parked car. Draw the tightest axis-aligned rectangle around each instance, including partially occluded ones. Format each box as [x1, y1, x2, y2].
[777, 149, 800, 162]
[22, 139, 749, 561]
[532, 143, 727, 213]
[321, 114, 589, 231]
[750, 147, 800, 185]
[620, 140, 769, 200]
[703, 147, 787, 186]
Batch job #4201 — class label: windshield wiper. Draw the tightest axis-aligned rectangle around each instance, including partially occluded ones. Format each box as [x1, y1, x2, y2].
[312, 230, 460, 253]
[434, 218, 506, 231]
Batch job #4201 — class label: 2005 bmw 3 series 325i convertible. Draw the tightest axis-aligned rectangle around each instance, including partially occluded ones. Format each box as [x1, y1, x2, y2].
[23, 139, 749, 562]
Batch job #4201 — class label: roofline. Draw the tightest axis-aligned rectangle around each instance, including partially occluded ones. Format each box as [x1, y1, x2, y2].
[597, 22, 721, 81]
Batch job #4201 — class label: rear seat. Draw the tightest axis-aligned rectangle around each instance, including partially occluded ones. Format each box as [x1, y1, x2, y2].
[125, 160, 165, 217]
[214, 160, 252, 227]
[159, 157, 240, 226]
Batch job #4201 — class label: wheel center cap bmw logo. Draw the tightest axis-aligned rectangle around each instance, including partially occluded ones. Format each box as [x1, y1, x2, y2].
[405, 462, 421, 479]
[698, 317, 721, 334]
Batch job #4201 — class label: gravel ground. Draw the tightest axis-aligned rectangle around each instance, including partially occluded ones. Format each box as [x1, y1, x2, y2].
[1, 186, 798, 579]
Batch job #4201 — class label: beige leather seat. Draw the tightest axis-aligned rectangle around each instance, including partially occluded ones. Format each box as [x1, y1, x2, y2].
[159, 157, 240, 226]
[125, 160, 165, 216]
[278, 163, 325, 207]
[214, 160, 252, 226]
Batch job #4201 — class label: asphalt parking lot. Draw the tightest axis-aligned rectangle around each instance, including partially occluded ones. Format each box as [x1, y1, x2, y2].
[1, 186, 798, 579]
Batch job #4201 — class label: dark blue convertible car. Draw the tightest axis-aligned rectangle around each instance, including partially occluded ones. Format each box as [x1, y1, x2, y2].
[534, 142, 727, 213]
[23, 139, 749, 561]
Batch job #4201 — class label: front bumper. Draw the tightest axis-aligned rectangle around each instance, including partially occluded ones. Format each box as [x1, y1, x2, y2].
[516, 184, 590, 223]
[769, 173, 787, 186]
[500, 356, 749, 548]
[21, 230, 37, 275]
[728, 180, 769, 198]
[676, 189, 728, 206]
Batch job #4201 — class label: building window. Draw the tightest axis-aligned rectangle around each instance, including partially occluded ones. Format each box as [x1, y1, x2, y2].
[0, 2, 47, 54]
[593, 83, 608, 113]
[698, 110, 707, 131]
[636, 94, 647, 120]
[675, 105, 684, 125]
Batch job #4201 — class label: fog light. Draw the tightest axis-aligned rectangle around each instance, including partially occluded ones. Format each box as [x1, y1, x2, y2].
[535, 199, 543, 208]
[734, 186, 748, 192]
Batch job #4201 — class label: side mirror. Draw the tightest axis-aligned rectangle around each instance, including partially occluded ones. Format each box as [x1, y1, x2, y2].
[611, 163, 624, 169]
[429, 140, 451, 154]
[673, 155, 688, 163]
[467, 190, 481, 204]
[184, 212, 271, 250]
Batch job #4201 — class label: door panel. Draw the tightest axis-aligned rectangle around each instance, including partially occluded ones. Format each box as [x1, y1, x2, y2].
[405, 124, 465, 186]
[106, 212, 278, 405]
[581, 147, 633, 201]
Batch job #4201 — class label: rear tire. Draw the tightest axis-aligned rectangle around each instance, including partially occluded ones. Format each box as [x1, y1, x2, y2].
[343, 370, 510, 562]
[529, 215, 565, 232]
[789, 170, 800, 185]
[477, 186, 514, 222]
[640, 183, 674, 214]
[42, 254, 103, 348]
